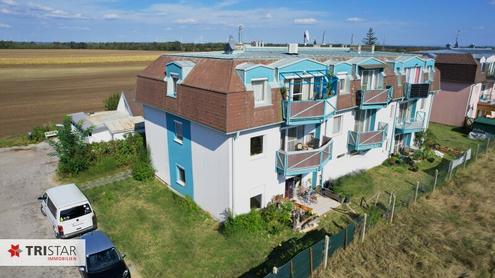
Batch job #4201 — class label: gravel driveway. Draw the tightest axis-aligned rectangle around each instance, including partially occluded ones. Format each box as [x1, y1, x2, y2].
[0, 142, 79, 278]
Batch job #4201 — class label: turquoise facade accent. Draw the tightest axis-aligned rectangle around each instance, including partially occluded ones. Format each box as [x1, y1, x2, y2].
[333, 63, 352, 74]
[410, 101, 417, 120]
[402, 57, 426, 69]
[404, 134, 412, 147]
[166, 113, 194, 198]
[166, 63, 184, 79]
[241, 65, 275, 86]
[355, 57, 385, 66]
[311, 171, 317, 189]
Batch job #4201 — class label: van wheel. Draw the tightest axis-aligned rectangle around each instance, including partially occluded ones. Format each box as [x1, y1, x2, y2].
[40, 205, 46, 216]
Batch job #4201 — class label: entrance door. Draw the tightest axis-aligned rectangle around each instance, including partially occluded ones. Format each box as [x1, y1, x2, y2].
[285, 175, 301, 199]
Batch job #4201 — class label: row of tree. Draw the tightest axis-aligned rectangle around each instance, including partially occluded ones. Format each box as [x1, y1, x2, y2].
[0, 40, 225, 51]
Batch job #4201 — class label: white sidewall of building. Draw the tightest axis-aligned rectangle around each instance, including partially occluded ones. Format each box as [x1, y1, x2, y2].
[143, 105, 170, 184]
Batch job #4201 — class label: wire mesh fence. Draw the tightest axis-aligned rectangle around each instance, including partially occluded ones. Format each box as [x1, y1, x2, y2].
[263, 138, 493, 278]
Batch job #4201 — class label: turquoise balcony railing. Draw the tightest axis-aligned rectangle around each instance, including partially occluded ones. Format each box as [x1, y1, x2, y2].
[282, 97, 337, 126]
[404, 82, 430, 99]
[358, 87, 393, 110]
[348, 123, 388, 151]
[276, 136, 333, 176]
[395, 111, 426, 134]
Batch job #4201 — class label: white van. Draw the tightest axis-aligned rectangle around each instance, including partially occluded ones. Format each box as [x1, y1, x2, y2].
[38, 184, 97, 239]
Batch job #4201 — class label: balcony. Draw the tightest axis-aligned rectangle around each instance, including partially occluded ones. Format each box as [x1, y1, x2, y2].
[348, 124, 388, 152]
[282, 97, 336, 126]
[395, 112, 425, 134]
[358, 87, 393, 110]
[276, 136, 333, 176]
[404, 83, 430, 99]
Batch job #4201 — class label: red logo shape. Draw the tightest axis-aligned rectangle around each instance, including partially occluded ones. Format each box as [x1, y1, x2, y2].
[8, 244, 21, 257]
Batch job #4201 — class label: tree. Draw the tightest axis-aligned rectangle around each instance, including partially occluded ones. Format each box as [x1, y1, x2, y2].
[362, 28, 378, 46]
[104, 93, 120, 110]
[49, 116, 92, 175]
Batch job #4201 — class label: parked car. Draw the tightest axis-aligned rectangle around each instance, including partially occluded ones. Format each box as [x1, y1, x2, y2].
[38, 183, 97, 239]
[79, 231, 130, 278]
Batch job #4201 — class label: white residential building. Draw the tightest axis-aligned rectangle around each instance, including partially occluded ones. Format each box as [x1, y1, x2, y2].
[135, 46, 440, 220]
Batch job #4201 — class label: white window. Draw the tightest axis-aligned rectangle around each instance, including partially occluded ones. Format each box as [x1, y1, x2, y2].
[174, 121, 183, 143]
[290, 77, 313, 101]
[252, 79, 270, 106]
[167, 73, 180, 97]
[338, 74, 351, 95]
[333, 116, 342, 134]
[176, 165, 186, 186]
[287, 126, 304, 151]
[250, 194, 262, 209]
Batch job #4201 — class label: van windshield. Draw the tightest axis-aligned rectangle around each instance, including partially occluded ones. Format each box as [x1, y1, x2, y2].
[60, 204, 92, 222]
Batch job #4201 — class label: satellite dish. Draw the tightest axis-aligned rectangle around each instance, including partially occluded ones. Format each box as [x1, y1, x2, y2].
[224, 35, 236, 54]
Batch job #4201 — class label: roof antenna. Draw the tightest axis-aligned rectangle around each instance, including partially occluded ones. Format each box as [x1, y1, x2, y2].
[322, 30, 326, 45]
[350, 33, 354, 46]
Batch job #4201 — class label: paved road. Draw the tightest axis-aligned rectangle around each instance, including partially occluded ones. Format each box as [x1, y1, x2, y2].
[0, 142, 79, 278]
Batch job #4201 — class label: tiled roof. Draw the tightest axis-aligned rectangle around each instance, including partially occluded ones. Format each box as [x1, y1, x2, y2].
[123, 90, 143, 116]
[433, 54, 477, 65]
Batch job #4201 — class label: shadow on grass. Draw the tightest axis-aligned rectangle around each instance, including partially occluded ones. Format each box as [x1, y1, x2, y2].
[240, 229, 327, 278]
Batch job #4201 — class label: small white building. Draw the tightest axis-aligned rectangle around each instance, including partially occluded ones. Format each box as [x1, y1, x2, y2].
[69, 91, 144, 143]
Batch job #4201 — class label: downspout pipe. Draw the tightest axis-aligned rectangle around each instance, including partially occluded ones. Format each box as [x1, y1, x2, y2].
[230, 131, 240, 217]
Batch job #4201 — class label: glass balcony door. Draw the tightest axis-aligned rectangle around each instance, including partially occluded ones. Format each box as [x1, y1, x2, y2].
[281, 126, 318, 152]
[405, 67, 423, 84]
[361, 69, 383, 90]
[354, 109, 375, 132]
[285, 77, 314, 101]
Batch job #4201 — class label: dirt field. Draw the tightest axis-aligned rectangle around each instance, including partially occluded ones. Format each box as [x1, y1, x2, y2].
[0, 49, 164, 137]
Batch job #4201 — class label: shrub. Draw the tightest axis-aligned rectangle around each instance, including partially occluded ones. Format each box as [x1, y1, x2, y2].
[49, 116, 92, 175]
[90, 133, 144, 166]
[223, 210, 266, 236]
[131, 139, 154, 181]
[30, 124, 56, 142]
[104, 93, 120, 111]
[261, 201, 294, 234]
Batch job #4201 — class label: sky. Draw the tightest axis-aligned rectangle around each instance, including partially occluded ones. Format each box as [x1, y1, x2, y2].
[0, 0, 494, 46]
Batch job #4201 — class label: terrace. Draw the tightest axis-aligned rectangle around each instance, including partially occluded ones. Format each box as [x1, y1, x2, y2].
[281, 74, 338, 126]
[276, 136, 333, 176]
[348, 123, 388, 152]
[395, 111, 426, 134]
[358, 87, 393, 110]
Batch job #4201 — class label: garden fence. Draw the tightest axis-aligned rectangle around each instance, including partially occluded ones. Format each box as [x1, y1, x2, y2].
[262, 138, 493, 278]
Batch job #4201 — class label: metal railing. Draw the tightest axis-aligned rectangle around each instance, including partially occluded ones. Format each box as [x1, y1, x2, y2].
[348, 123, 388, 151]
[276, 136, 333, 176]
[358, 87, 393, 109]
[395, 111, 425, 133]
[282, 97, 337, 125]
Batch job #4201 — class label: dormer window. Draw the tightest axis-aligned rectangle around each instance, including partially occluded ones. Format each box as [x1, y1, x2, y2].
[252, 79, 271, 107]
[165, 61, 195, 98]
[361, 69, 383, 90]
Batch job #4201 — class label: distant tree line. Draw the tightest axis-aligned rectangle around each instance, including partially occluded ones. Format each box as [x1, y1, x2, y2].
[0, 40, 225, 51]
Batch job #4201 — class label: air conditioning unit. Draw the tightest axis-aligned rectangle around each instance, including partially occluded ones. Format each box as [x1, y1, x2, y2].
[288, 43, 299, 55]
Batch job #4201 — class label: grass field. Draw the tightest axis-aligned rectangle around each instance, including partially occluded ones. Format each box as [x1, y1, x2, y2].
[324, 149, 495, 277]
[0, 49, 164, 137]
[84, 179, 297, 278]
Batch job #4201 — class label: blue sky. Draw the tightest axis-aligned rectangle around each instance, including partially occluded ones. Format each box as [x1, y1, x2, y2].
[0, 0, 494, 45]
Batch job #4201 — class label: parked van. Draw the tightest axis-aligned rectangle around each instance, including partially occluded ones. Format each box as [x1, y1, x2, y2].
[38, 184, 97, 239]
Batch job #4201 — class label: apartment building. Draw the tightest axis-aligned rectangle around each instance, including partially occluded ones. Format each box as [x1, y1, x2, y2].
[135, 46, 440, 220]
[421, 49, 495, 123]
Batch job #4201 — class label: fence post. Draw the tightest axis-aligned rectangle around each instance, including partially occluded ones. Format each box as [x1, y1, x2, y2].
[476, 144, 480, 160]
[463, 151, 468, 169]
[361, 213, 367, 242]
[323, 235, 330, 269]
[272, 267, 278, 274]
[448, 160, 453, 181]
[414, 181, 419, 203]
[390, 194, 396, 224]
[433, 169, 438, 192]
[309, 246, 314, 276]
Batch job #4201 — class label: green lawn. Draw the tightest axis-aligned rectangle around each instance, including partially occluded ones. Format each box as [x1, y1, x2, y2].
[428, 122, 478, 151]
[84, 179, 297, 278]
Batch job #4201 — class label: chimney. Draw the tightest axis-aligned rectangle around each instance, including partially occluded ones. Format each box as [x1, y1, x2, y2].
[371, 44, 375, 53]
[288, 43, 299, 55]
